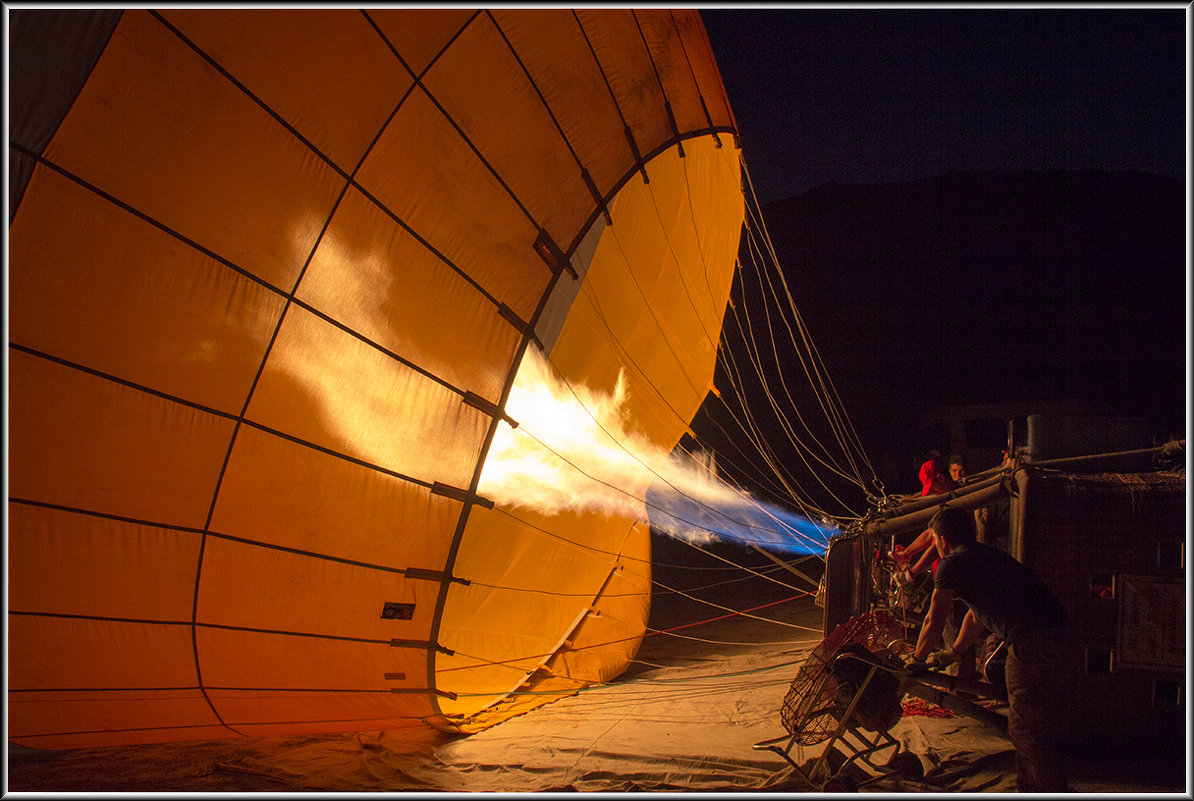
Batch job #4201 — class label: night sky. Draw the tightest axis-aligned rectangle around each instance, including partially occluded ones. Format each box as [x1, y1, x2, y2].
[694, 7, 1187, 495]
[700, 8, 1187, 204]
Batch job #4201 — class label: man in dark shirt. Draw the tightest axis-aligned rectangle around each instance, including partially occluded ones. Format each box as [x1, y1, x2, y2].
[910, 505, 1070, 793]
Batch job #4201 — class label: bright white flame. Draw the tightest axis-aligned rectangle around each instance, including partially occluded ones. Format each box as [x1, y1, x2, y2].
[478, 349, 836, 554]
[478, 348, 657, 521]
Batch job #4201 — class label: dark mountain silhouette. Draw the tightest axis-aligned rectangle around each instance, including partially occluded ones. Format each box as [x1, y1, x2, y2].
[698, 169, 1185, 504]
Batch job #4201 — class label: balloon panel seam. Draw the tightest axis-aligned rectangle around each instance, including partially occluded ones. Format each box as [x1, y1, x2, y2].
[149, 10, 351, 185]
[8, 142, 283, 297]
[8, 343, 476, 495]
[9, 497, 450, 583]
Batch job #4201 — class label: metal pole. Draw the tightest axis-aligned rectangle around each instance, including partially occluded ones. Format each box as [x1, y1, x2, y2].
[863, 480, 1009, 540]
[1024, 440, 1181, 469]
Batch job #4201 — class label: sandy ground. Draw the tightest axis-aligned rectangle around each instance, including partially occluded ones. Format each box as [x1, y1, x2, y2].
[6, 543, 1189, 794]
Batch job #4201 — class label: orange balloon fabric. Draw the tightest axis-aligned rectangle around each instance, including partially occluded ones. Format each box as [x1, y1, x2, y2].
[8, 8, 744, 748]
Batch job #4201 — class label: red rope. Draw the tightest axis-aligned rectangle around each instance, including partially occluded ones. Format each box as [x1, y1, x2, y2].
[901, 695, 955, 718]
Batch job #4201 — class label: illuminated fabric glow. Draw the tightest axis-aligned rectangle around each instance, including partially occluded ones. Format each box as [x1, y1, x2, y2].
[8, 9, 744, 747]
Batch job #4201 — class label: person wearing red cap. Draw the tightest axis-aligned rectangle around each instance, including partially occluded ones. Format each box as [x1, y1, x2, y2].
[894, 450, 957, 583]
[918, 449, 954, 496]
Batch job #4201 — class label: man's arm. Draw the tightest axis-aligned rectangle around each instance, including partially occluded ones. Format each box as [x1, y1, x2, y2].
[908, 546, 935, 579]
[913, 587, 955, 661]
[952, 608, 984, 653]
